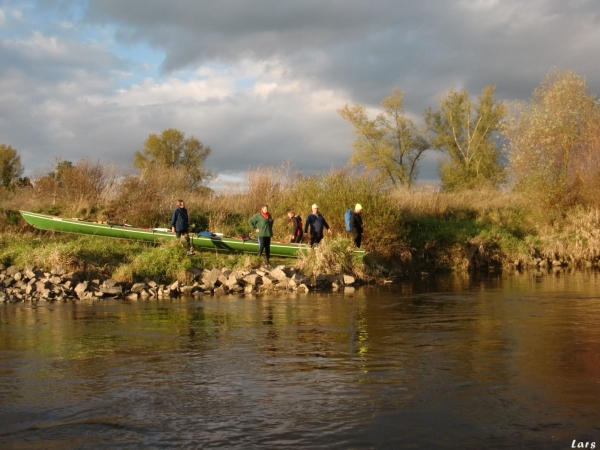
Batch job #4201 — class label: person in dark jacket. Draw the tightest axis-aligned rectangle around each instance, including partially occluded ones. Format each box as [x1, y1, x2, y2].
[350, 203, 364, 248]
[304, 203, 331, 247]
[287, 210, 303, 243]
[248, 204, 274, 264]
[171, 199, 194, 255]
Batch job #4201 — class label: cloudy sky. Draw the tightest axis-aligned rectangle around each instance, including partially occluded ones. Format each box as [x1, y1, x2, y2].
[1, 0, 599, 185]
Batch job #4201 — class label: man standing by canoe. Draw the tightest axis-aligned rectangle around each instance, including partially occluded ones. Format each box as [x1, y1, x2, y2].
[171, 199, 195, 256]
[304, 204, 331, 247]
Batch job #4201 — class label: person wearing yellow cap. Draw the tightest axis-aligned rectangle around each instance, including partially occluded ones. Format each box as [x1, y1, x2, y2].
[350, 203, 364, 248]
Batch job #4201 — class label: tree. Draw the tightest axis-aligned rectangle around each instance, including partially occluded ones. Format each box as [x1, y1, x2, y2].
[0, 144, 24, 187]
[503, 70, 600, 206]
[338, 88, 429, 189]
[425, 85, 506, 191]
[133, 128, 214, 190]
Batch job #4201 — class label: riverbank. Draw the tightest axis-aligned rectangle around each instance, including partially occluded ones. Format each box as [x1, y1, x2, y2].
[0, 262, 365, 303]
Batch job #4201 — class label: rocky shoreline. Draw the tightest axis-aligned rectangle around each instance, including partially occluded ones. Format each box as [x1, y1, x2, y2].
[0, 264, 361, 303]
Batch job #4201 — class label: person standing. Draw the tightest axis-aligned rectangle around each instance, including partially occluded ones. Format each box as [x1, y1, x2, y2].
[350, 203, 364, 248]
[249, 204, 274, 264]
[304, 203, 332, 247]
[287, 210, 303, 243]
[171, 199, 195, 255]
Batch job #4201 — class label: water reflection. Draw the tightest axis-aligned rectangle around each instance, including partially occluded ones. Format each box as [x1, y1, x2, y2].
[1, 271, 600, 448]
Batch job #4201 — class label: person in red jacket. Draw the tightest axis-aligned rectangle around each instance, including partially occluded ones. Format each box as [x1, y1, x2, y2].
[287, 210, 303, 243]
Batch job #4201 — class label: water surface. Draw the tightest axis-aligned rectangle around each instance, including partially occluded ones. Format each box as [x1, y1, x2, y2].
[1, 271, 599, 449]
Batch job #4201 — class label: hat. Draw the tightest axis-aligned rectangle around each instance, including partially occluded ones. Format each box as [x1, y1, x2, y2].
[355, 203, 363, 211]
[312, 204, 319, 209]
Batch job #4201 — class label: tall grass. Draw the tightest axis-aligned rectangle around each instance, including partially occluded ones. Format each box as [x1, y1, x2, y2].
[4, 159, 600, 272]
[295, 236, 370, 280]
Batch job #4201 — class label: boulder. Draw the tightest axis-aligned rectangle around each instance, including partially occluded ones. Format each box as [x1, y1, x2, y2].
[243, 274, 260, 286]
[269, 267, 288, 282]
[131, 283, 147, 294]
[74, 281, 89, 298]
[5, 266, 20, 276]
[343, 274, 356, 285]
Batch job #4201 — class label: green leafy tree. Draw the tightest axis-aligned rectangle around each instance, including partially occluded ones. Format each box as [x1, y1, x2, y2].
[0, 144, 24, 187]
[504, 70, 600, 206]
[338, 88, 429, 189]
[134, 128, 214, 190]
[425, 85, 506, 191]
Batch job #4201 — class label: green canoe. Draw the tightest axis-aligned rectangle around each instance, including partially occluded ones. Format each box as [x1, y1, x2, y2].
[20, 211, 365, 259]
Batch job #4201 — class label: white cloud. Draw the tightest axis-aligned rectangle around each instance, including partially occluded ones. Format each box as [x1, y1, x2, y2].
[1, 0, 599, 184]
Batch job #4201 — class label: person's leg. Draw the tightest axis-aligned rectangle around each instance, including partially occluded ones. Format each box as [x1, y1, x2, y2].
[264, 237, 271, 262]
[354, 234, 362, 248]
[258, 237, 265, 257]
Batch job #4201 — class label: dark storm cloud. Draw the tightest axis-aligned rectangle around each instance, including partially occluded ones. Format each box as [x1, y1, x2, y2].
[2, 0, 600, 182]
[83, 0, 600, 105]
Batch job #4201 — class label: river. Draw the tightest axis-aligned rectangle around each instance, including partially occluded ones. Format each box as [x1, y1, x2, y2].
[1, 270, 599, 449]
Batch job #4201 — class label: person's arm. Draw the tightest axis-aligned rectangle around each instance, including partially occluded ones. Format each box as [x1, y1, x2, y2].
[304, 215, 313, 234]
[323, 217, 332, 233]
[171, 209, 177, 232]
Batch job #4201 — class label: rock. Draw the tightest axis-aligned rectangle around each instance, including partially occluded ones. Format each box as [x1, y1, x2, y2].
[214, 286, 228, 296]
[131, 283, 147, 294]
[100, 285, 122, 296]
[35, 281, 49, 291]
[188, 268, 202, 279]
[243, 274, 260, 286]
[202, 268, 222, 286]
[292, 273, 306, 283]
[51, 266, 66, 275]
[74, 281, 88, 298]
[244, 284, 254, 294]
[343, 275, 356, 285]
[103, 278, 119, 288]
[344, 286, 356, 294]
[181, 285, 195, 295]
[6, 266, 20, 276]
[296, 284, 309, 293]
[269, 267, 288, 282]
[126, 293, 139, 300]
[261, 275, 274, 286]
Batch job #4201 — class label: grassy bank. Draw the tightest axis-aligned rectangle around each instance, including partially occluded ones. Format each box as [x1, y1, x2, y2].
[2, 165, 600, 278]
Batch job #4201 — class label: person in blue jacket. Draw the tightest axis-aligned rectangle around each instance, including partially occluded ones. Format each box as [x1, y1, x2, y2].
[304, 203, 331, 247]
[248, 204, 274, 264]
[171, 199, 194, 256]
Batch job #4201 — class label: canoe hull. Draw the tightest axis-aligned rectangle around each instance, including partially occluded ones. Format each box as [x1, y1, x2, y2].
[19, 211, 365, 259]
